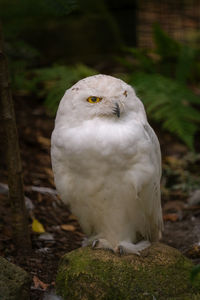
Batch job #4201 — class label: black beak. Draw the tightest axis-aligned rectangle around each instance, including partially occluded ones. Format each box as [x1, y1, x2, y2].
[113, 103, 120, 118]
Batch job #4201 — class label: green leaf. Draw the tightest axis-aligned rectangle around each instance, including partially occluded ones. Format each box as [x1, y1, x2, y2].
[32, 218, 45, 233]
[176, 45, 196, 83]
[129, 72, 200, 150]
[35, 64, 97, 114]
[124, 47, 156, 72]
[153, 23, 180, 59]
[191, 264, 200, 282]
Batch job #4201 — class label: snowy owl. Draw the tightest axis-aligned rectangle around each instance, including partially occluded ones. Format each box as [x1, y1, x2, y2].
[51, 74, 163, 254]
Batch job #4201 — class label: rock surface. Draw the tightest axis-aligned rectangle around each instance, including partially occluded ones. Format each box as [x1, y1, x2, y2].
[56, 243, 200, 300]
[0, 256, 31, 300]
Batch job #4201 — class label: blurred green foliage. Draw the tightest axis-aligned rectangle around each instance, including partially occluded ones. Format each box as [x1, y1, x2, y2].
[120, 24, 200, 150]
[191, 264, 200, 283]
[1, 0, 199, 151]
[12, 63, 96, 114]
[30, 64, 96, 114]
[0, 0, 78, 20]
[10, 25, 200, 150]
[129, 72, 200, 150]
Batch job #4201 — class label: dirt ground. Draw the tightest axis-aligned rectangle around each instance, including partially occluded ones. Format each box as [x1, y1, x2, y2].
[0, 96, 200, 300]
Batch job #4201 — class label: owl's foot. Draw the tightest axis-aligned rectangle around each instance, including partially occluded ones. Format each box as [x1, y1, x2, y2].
[82, 237, 90, 247]
[81, 236, 100, 247]
[92, 238, 114, 252]
[116, 240, 150, 255]
[83, 237, 150, 255]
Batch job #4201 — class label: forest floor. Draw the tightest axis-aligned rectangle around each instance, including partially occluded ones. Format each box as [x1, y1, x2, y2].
[1, 96, 200, 300]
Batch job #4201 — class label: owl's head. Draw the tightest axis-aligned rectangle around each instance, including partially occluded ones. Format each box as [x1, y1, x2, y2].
[56, 74, 146, 125]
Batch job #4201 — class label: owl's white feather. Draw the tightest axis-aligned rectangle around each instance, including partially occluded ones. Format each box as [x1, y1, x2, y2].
[51, 74, 163, 254]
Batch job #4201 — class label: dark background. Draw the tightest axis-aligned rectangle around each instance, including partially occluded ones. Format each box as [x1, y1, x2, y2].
[0, 1, 200, 299]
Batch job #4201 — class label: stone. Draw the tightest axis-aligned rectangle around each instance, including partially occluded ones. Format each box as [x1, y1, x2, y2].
[0, 256, 31, 300]
[56, 243, 200, 300]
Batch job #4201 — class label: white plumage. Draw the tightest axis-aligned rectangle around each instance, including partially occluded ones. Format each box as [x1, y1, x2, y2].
[51, 74, 163, 254]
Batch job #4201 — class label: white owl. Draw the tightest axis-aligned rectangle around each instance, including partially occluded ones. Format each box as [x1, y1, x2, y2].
[51, 74, 163, 254]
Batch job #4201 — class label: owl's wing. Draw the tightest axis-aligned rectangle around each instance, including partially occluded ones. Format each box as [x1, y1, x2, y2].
[138, 123, 163, 241]
[143, 123, 161, 178]
[51, 130, 74, 206]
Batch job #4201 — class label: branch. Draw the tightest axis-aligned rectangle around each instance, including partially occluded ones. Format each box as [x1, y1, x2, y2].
[0, 22, 31, 254]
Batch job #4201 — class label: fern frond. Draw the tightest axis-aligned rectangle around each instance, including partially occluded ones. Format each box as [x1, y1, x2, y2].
[34, 64, 97, 114]
[124, 47, 156, 72]
[153, 23, 180, 59]
[176, 45, 196, 83]
[129, 72, 200, 149]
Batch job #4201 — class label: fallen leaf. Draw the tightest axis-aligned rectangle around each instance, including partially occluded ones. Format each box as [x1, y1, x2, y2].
[188, 189, 200, 206]
[48, 177, 55, 186]
[0, 182, 8, 195]
[38, 233, 54, 241]
[68, 214, 78, 221]
[32, 218, 45, 233]
[163, 200, 185, 213]
[163, 213, 179, 222]
[183, 205, 200, 211]
[44, 167, 54, 178]
[37, 193, 43, 203]
[25, 196, 34, 210]
[75, 231, 85, 237]
[185, 244, 200, 259]
[165, 156, 184, 168]
[37, 136, 51, 147]
[44, 168, 55, 186]
[61, 224, 76, 231]
[170, 143, 187, 153]
[2, 227, 12, 238]
[33, 275, 49, 290]
[31, 186, 57, 196]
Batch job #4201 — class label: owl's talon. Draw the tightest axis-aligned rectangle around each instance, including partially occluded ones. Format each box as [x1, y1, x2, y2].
[107, 248, 115, 254]
[82, 238, 89, 247]
[117, 245, 125, 256]
[117, 241, 150, 255]
[92, 239, 99, 249]
[91, 238, 114, 252]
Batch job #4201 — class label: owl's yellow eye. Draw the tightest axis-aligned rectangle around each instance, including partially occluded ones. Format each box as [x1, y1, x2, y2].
[87, 96, 102, 103]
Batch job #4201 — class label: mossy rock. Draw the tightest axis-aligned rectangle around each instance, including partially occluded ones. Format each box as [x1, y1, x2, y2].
[0, 256, 31, 300]
[56, 243, 200, 300]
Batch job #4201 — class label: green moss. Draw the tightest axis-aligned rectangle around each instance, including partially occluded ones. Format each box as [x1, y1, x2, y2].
[0, 257, 31, 300]
[56, 243, 200, 300]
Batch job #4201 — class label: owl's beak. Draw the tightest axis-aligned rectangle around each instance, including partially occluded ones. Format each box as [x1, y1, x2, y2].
[113, 103, 120, 118]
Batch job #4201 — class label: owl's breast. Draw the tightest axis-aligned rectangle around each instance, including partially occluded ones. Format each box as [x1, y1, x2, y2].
[52, 118, 151, 176]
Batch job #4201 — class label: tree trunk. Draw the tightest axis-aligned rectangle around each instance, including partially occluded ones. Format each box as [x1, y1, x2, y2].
[0, 23, 31, 254]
